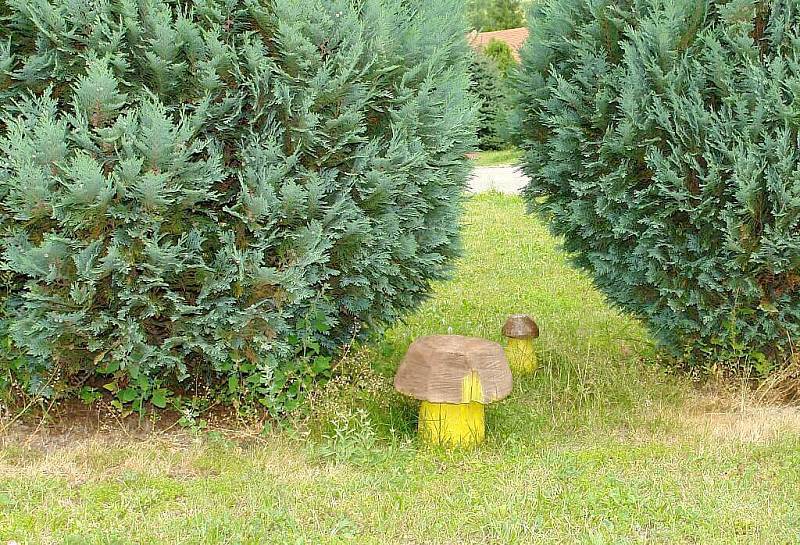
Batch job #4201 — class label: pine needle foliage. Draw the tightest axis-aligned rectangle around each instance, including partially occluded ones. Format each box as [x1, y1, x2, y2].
[515, 0, 800, 372]
[0, 0, 476, 411]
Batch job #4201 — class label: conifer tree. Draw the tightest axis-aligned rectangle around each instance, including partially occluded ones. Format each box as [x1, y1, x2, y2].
[515, 0, 800, 372]
[483, 39, 516, 77]
[470, 52, 506, 150]
[0, 0, 476, 409]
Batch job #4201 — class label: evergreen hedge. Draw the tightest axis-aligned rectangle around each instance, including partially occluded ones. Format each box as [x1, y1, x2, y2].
[516, 0, 800, 372]
[0, 0, 475, 410]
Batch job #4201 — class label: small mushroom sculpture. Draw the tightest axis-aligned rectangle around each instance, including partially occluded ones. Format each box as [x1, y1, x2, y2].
[502, 314, 539, 374]
[394, 335, 512, 448]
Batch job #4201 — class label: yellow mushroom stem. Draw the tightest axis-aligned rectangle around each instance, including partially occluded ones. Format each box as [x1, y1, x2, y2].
[505, 337, 537, 373]
[418, 371, 485, 447]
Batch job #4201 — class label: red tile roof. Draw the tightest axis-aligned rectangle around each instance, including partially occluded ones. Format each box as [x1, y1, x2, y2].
[469, 27, 529, 61]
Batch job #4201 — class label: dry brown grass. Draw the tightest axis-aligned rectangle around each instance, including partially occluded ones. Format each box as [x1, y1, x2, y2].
[682, 385, 800, 444]
[755, 358, 800, 403]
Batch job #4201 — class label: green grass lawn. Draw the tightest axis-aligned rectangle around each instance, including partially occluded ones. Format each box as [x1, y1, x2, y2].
[471, 148, 524, 167]
[2, 194, 800, 544]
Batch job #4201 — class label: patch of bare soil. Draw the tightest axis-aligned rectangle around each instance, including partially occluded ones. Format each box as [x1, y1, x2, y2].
[0, 401, 184, 452]
[0, 399, 275, 457]
[684, 390, 800, 443]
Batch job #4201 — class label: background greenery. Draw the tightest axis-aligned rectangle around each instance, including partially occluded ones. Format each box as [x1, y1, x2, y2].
[468, 0, 525, 31]
[483, 38, 517, 76]
[470, 52, 508, 151]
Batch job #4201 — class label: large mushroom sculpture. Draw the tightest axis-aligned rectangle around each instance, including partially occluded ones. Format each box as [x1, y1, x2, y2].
[394, 335, 512, 448]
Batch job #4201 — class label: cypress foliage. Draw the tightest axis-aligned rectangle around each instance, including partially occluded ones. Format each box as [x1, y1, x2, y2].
[515, 0, 800, 372]
[0, 0, 476, 410]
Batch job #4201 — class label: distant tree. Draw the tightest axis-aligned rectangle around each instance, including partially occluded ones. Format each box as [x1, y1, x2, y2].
[468, 0, 524, 32]
[470, 53, 506, 150]
[486, 0, 525, 29]
[483, 39, 516, 76]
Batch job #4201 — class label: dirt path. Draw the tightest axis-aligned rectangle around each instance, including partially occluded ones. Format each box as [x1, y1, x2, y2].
[468, 165, 529, 194]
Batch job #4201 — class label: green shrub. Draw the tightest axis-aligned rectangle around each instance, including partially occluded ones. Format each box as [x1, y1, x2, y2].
[0, 0, 476, 411]
[470, 52, 507, 150]
[515, 0, 800, 372]
[483, 38, 517, 77]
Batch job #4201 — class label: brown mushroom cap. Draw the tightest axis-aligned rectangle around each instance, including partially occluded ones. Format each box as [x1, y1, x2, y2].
[393, 335, 512, 404]
[502, 314, 539, 339]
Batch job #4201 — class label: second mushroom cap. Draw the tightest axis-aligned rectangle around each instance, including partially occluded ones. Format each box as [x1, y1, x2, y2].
[502, 314, 539, 339]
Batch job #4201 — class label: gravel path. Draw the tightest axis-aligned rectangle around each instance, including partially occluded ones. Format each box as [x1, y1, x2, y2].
[468, 166, 529, 194]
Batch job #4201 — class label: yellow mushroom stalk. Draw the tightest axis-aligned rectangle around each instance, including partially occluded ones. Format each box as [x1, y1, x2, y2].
[419, 370, 485, 446]
[502, 314, 540, 374]
[394, 335, 512, 448]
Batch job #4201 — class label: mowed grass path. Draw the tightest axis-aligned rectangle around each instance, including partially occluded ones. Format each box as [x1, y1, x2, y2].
[2, 194, 800, 544]
[471, 148, 523, 167]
